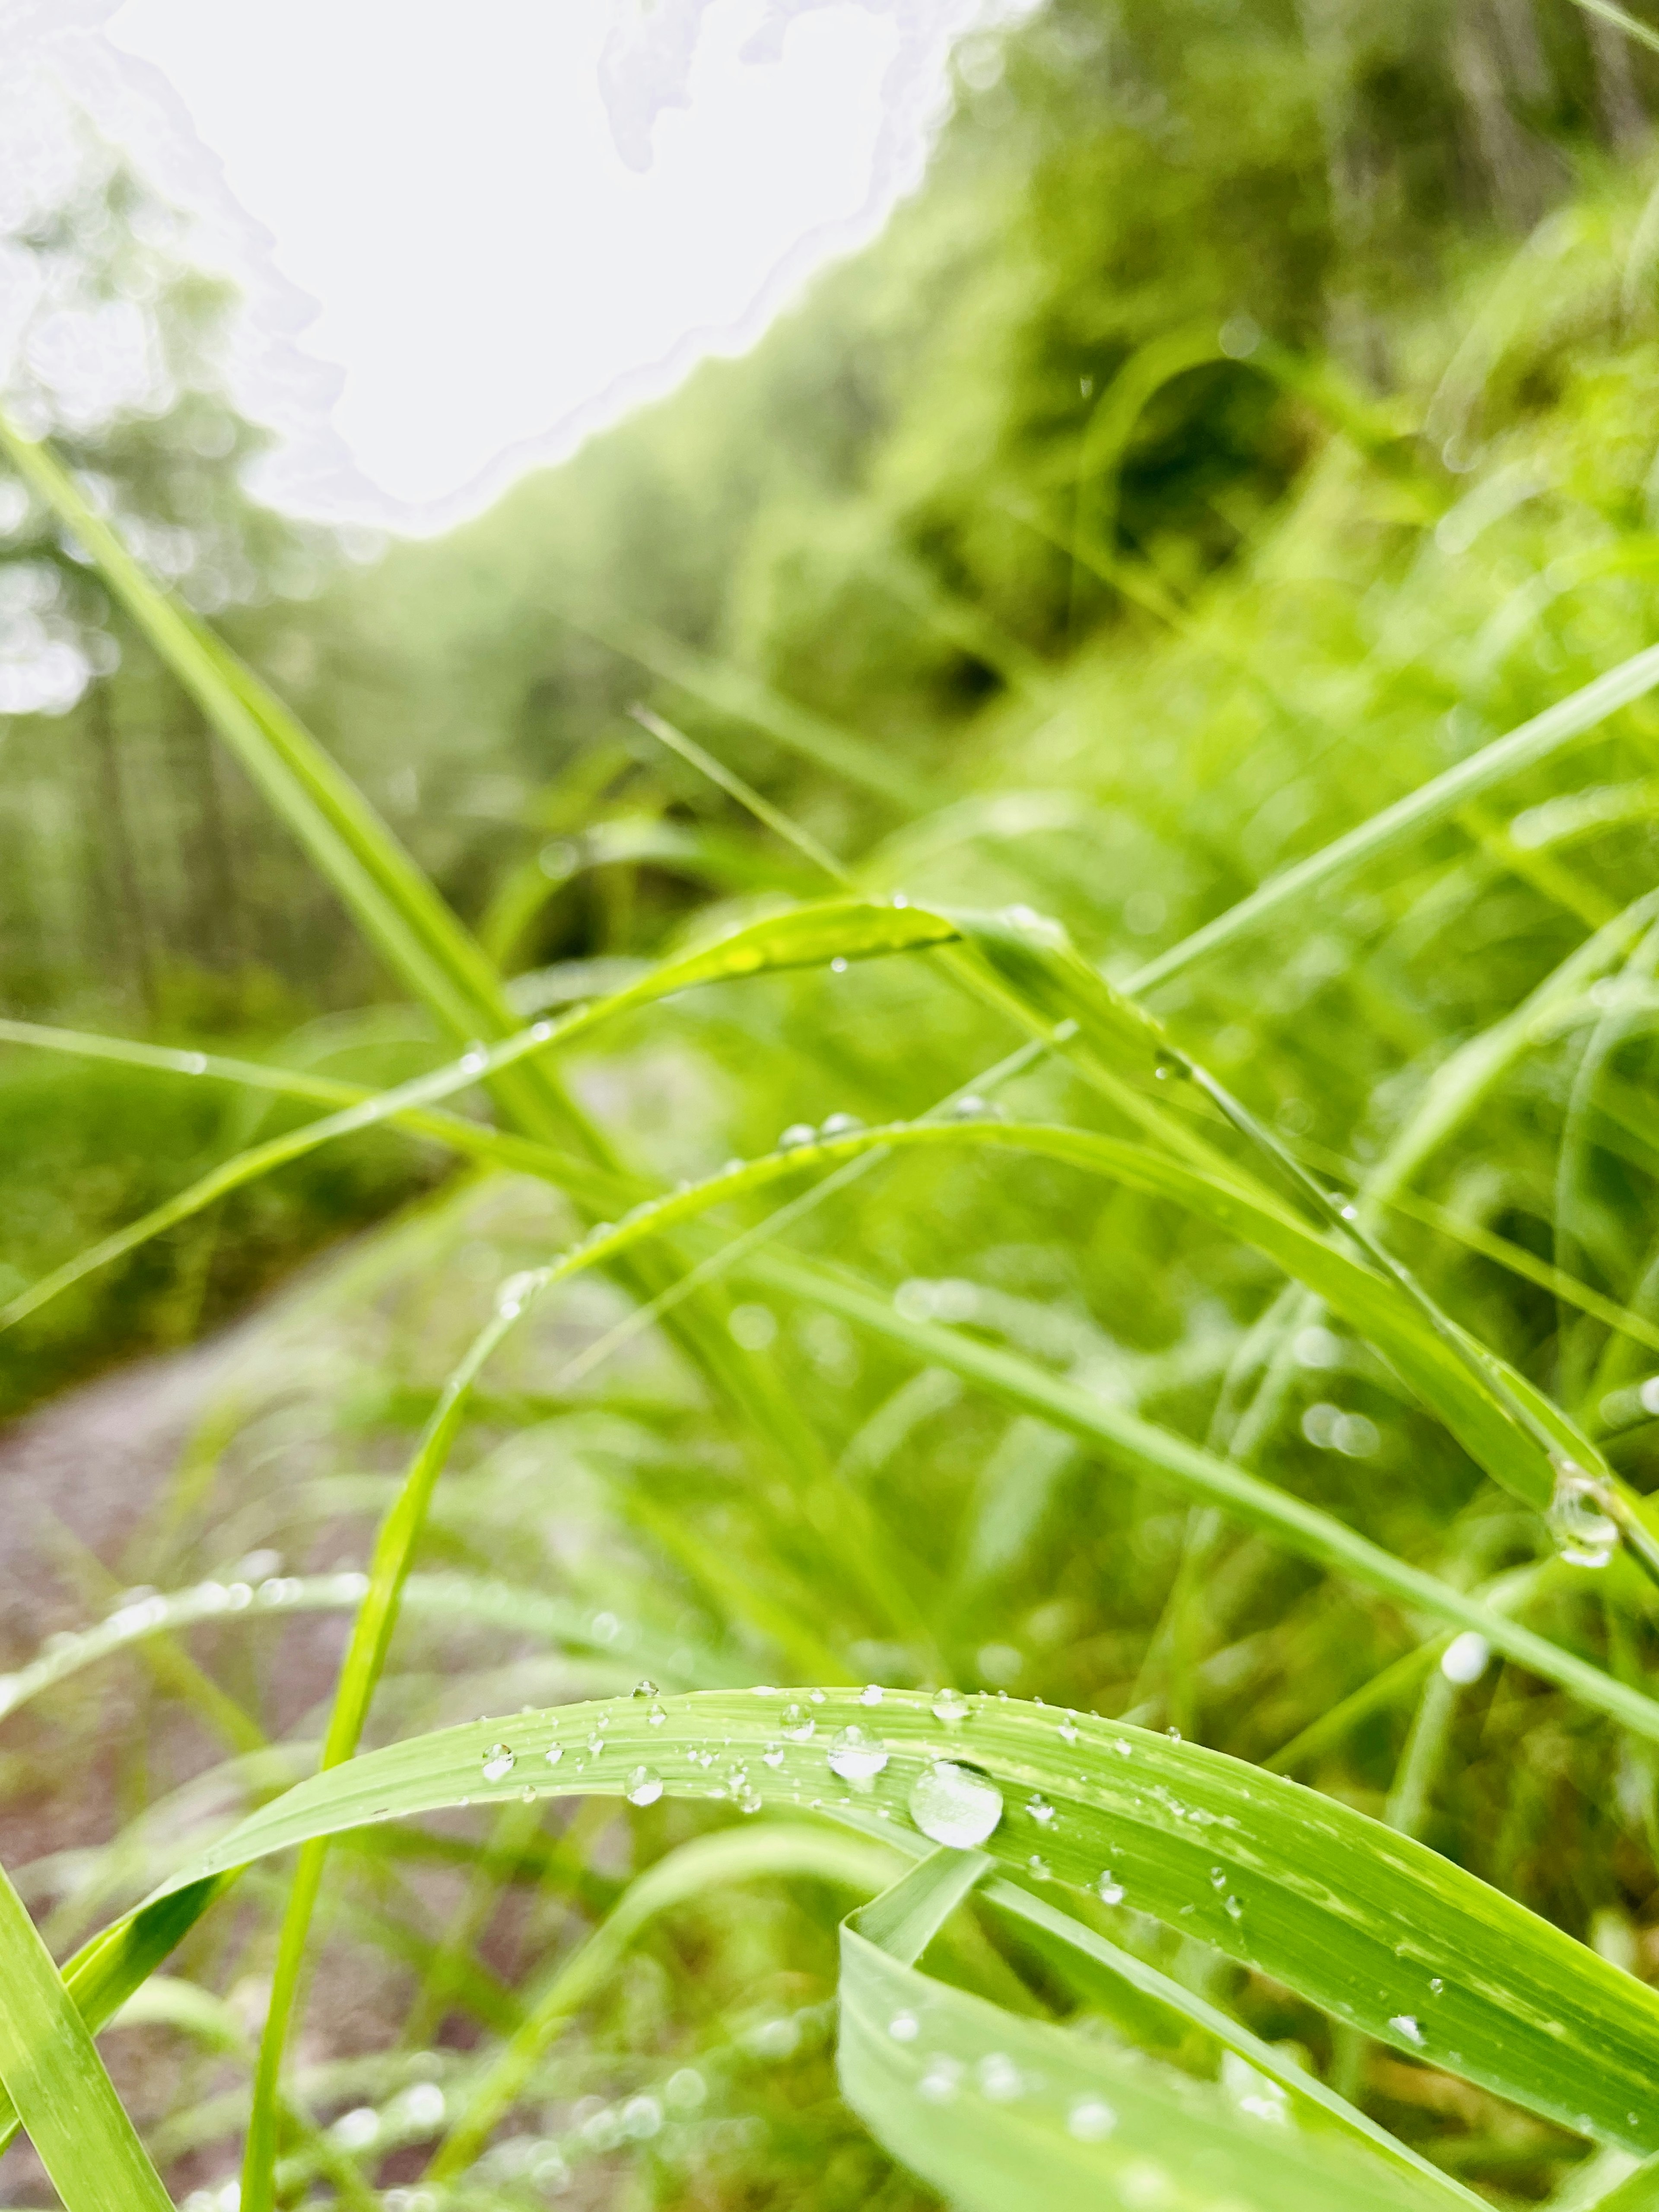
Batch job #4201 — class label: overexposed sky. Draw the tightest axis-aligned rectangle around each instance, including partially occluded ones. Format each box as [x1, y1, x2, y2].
[8, 0, 1007, 533]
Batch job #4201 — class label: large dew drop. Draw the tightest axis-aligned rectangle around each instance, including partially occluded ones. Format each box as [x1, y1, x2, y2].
[826, 1724, 889, 1782]
[481, 1743, 516, 1783]
[626, 1764, 664, 1807]
[909, 1760, 1004, 1847]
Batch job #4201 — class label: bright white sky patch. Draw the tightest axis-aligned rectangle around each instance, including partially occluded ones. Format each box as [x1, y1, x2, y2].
[10, 0, 1007, 534]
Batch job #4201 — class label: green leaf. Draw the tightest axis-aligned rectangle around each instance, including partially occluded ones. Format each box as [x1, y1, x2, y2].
[0, 1857, 173, 2211]
[124, 1689, 1659, 2154]
[840, 1880, 1464, 2212]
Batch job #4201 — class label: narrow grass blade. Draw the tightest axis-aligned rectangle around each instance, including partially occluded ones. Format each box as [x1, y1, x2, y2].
[0, 1857, 173, 2210]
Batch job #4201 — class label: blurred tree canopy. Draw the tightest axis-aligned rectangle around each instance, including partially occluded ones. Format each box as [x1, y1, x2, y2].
[2, 0, 1655, 1010]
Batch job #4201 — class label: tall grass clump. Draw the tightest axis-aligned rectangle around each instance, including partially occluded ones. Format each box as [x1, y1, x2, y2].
[16, 87, 1659, 2212]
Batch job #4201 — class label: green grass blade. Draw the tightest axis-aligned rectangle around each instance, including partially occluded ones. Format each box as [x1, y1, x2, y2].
[0, 1857, 174, 2210]
[841, 1893, 1458, 2212]
[136, 1688, 1659, 2152]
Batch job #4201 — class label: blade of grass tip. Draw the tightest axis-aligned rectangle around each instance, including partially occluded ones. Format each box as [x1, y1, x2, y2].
[629, 704, 854, 884]
[1125, 641, 1659, 994]
[0, 1856, 174, 2212]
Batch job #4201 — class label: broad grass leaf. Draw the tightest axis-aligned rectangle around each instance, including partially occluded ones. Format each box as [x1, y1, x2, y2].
[125, 1690, 1659, 2154]
[839, 1852, 1471, 2212]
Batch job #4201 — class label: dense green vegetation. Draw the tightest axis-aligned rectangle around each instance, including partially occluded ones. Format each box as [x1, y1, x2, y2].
[10, 2, 1659, 2206]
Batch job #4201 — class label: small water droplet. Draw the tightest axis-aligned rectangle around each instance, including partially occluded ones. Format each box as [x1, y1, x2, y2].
[633, 1679, 659, 1697]
[778, 1122, 817, 1150]
[626, 1765, 664, 1807]
[1112, 1737, 1133, 1758]
[822, 1111, 863, 1137]
[931, 1687, 970, 1726]
[1057, 1716, 1079, 1743]
[1548, 1458, 1619, 1568]
[1027, 1854, 1051, 1881]
[588, 1730, 606, 1753]
[858, 1683, 884, 1706]
[520, 1784, 537, 1803]
[1027, 1794, 1055, 1826]
[481, 1743, 515, 1783]
[1068, 2094, 1116, 2141]
[888, 2010, 919, 2042]
[1165, 1726, 1182, 1742]
[976, 2053, 1021, 2101]
[1389, 2014, 1424, 2046]
[1224, 1895, 1244, 1922]
[918, 2055, 961, 2102]
[645, 1699, 667, 1727]
[544, 1742, 563, 1767]
[780, 1703, 815, 1742]
[830, 956, 849, 974]
[1429, 1977, 1444, 1995]
[762, 1742, 785, 1767]
[460, 1045, 488, 1077]
[1209, 1866, 1227, 1888]
[909, 1761, 1004, 1847]
[807, 1688, 826, 1703]
[181, 1050, 208, 1075]
[496, 1268, 539, 1319]
[826, 1724, 889, 1782]
[1096, 1870, 1125, 1904]
[1440, 1631, 1489, 1684]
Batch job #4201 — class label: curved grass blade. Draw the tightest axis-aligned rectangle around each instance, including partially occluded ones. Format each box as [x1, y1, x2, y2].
[130, 1688, 1659, 2154]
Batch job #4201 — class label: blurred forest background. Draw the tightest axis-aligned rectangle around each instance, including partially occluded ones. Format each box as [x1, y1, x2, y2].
[7, 0, 1658, 1415]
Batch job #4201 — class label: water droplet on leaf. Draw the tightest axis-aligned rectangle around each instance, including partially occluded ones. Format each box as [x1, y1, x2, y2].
[909, 1760, 1003, 1847]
